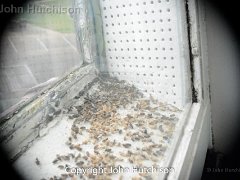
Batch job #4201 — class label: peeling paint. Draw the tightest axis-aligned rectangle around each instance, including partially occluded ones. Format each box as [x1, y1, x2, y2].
[0, 64, 97, 161]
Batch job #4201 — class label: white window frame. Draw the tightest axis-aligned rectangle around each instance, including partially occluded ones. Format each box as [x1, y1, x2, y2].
[167, 0, 212, 179]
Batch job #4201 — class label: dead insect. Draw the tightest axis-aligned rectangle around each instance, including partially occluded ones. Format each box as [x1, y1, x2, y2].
[68, 173, 74, 177]
[94, 145, 99, 150]
[127, 150, 133, 156]
[80, 126, 86, 130]
[163, 136, 169, 140]
[62, 155, 70, 161]
[159, 125, 164, 132]
[94, 150, 100, 155]
[71, 125, 79, 134]
[141, 154, 147, 159]
[61, 174, 68, 178]
[127, 114, 133, 119]
[147, 114, 153, 118]
[102, 138, 108, 142]
[35, 158, 40, 166]
[123, 143, 131, 148]
[54, 109, 62, 116]
[58, 165, 65, 170]
[69, 153, 75, 158]
[83, 156, 88, 160]
[82, 140, 88, 144]
[144, 134, 150, 138]
[74, 144, 82, 151]
[86, 151, 90, 157]
[128, 158, 134, 164]
[76, 161, 84, 167]
[129, 123, 134, 129]
[105, 149, 112, 152]
[65, 141, 71, 146]
[131, 137, 138, 141]
[52, 159, 59, 164]
[56, 154, 62, 160]
[74, 154, 81, 162]
[69, 144, 74, 150]
[71, 133, 77, 140]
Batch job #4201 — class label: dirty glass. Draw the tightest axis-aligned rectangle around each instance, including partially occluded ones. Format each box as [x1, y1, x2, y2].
[0, 0, 83, 113]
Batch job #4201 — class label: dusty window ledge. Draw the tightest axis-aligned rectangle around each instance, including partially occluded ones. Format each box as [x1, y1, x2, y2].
[168, 102, 211, 180]
[11, 77, 192, 180]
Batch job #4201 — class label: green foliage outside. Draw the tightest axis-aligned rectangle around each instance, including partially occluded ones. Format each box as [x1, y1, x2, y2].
[19, 0, 75, 33]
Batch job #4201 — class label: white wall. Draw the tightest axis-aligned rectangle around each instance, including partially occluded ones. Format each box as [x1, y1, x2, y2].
[205, 4, 240, 154]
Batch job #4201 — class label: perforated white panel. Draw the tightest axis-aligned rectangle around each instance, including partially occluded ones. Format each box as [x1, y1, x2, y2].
[100, 0, 190, 108]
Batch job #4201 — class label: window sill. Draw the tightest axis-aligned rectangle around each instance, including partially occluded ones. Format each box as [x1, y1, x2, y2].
[168, 102, 211, 180]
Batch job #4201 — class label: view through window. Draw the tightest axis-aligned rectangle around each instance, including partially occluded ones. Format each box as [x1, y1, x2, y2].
[0, 0, 82, 113]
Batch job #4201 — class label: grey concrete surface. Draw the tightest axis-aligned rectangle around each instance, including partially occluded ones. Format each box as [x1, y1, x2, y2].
[0, 22, 82, 113]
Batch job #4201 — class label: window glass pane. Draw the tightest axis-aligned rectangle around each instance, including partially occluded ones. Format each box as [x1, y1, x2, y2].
[0, 0, 82, 113]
